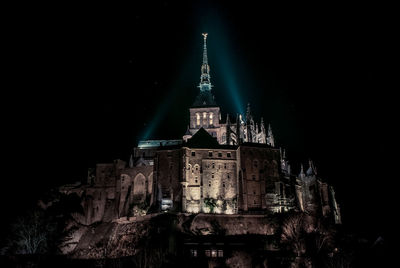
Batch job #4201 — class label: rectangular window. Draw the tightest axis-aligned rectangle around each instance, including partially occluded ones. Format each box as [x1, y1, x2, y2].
[209, 151, 213, 157]
[218, 152, 222, 157]
[190, 249, 197, 257]
[191, 151, 195, 156]
[211, 250, 217, 258]
[205, 250, 211, 257]
[227, 152, 231, 157]
[218, 250, 223, 257]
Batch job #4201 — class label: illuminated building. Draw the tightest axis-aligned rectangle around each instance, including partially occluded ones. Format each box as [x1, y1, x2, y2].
[65, 33, 340, 227]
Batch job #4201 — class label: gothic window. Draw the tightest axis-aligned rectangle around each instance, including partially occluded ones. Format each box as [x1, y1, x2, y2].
[209, 112, 213, 125]
[196, 113, 200, 126]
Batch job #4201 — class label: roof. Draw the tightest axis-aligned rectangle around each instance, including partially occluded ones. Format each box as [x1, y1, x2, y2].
[138, 139, 183, 149]
[191, 90, 218, 108]
[185, 127, 220, 148]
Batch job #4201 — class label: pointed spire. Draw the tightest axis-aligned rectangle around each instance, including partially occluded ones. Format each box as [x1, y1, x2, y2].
[267, 124, 275, 147]
[202, 33, 208, 65]
[226, 113, 231, 125]
[129, 154, 134, 168]
[306, 159, 317, 176]
[299, 163, 305, 179]
[199, 33, 212, 92]
[260, 117, 266, 132]
[246, 103, 252, 122]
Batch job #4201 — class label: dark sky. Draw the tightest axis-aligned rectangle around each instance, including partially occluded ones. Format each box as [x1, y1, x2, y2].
[2, 2, 395, 239]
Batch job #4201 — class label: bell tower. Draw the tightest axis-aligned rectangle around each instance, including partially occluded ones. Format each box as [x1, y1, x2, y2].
[188, 33, 222, 141]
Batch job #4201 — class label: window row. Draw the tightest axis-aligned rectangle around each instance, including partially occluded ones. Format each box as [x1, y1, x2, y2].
[190, 249, 223, 258]
[196, 112, 214, 126]
[191, 151, 232, 158]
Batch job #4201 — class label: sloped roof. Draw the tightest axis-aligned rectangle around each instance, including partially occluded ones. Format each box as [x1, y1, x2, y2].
[185, 128, 220, 148]
[191, 90, 218, 107]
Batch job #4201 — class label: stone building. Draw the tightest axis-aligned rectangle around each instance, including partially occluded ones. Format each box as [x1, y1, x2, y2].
[62, 33, 341, 227]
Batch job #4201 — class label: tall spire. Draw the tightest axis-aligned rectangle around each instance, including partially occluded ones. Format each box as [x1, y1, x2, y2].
[199, 33, 212, 92]
[267, 124, 275, 147]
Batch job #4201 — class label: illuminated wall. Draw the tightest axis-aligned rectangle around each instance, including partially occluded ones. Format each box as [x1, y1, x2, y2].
[182, 148, 238, 214]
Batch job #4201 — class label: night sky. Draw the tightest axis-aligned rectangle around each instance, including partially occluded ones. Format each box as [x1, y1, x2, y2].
[2, 2, 395, 241]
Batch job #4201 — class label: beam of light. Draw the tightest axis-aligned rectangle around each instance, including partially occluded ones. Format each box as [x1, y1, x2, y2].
[139, 94, 173, 141]
[198, 15, 245, 116]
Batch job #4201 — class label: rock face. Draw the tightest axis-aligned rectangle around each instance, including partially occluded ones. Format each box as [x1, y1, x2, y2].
[61, 218, 153, 259]
[60, 213, 279, 259]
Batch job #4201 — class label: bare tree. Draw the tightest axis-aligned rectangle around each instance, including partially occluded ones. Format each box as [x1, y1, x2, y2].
[10, 210, 55, 254]
[281, 213, 306, 257]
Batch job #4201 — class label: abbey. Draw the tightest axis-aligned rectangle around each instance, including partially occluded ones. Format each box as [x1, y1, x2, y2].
[62, 34, 341, 226]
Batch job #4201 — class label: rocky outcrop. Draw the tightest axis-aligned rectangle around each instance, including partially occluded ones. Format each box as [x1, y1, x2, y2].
[61, 213, 280, 259]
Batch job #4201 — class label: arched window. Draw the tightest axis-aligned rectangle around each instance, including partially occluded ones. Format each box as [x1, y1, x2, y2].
[209, 112, 213, 125]
[196, 113, 200, 126]
[203, 112, 207, 119]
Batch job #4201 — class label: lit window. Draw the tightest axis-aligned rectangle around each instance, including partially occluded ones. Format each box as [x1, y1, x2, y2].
[218, 250, 223, 257]
[196, 113, 200, 126]
[211, 250, 217, 258]
[190, 249, 197, 257]
[209, 112, 213, 125]
[203, 112, 207, 119]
